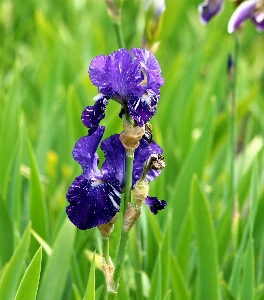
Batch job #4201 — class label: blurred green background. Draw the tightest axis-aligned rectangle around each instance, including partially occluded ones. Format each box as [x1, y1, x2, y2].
[1, 0, 264, 299]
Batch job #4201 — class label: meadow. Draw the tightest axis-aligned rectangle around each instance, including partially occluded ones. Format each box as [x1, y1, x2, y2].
[1, 0, 264, 299]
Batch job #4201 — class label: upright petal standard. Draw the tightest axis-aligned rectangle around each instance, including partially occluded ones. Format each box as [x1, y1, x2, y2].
[82, 48, 164, 131]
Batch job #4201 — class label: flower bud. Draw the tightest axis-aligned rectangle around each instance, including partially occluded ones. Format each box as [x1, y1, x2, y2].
[144, 0, 166, 45]
[133, 179, 149, 208]
[104, 0, 120, 24]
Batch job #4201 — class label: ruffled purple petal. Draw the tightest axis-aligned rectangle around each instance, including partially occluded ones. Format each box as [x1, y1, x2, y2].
[133, 138, 163, 185]
[145, 196, 166, 215]
[72, 127, 105, 179]
[128, 89, 160, 126]
[251, 12, 264, 31]
[228, 0, 257, 33]
[131, 48, 164, 92]
[109, 49, 144, 100]
[198, 0, 224, 24]
[101, 134, 126, 187]
[81, 95, 109, 130]
[89, 55, 113, 95]
[66, 176, 121, 229]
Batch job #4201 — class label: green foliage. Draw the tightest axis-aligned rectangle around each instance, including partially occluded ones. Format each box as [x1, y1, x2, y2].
[1, 0, 264, 299]
[83, 254, 95, 300]
[14, 247, 42, 300]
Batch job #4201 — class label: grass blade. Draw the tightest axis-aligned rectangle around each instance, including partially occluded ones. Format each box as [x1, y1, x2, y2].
[0, 223, 31, 300]
[83, 253, 95, 300]
[14, 247, 42, 300]
[191, 175, 220, 300]
[0, 195, 13, 266]
[37, 219, 76, 300]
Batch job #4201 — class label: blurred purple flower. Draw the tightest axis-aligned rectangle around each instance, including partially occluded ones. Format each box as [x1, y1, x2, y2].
[145, 196, 166, 214]
[66, 127, 165, 230]
[198, 0, 224, 24]
[228, 0, 264, 33]
[82, 48, 164, 130]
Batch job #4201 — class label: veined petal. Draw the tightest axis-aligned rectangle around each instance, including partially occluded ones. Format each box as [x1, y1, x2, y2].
[89, 55, 113, 95]
[228, 0, 257, 33]
[109, 49, 144, 99]
[133, 138, 163, 185]
[72, 127, 105, 179]
[128, 89, 160, 126]
[101, 134, 126, 187]
[81, 95, 109, 129]
[145, 196, 166, 214]
[66, 176, 121, 229]
[131, 48, 164, 90]
[198, 0, 224, 24]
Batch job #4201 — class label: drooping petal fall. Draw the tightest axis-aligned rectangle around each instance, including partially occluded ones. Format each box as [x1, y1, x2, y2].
[101, 134, 126, 187]
[133, 138, 163, 185]
[81, 95, 109, 131]
[72, 126, 105, 179]
[128, 89, 160, 126]
[66, 176, 121, 229]
[145, 196, 167, 214]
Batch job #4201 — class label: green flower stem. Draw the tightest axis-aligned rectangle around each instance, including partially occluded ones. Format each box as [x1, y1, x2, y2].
[135, 224, 143, 300]
[228, 34, 240, 207]
[107, 151, 134, 299]
[228, 33, 240, 251]
[115, 152, 134, 280]
[123, 151, 134, 211]
[113, 21, 125, 48]
[102, 237, 110, 264]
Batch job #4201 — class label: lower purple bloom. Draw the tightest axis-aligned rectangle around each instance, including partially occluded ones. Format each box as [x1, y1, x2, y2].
[66, 127, 122, 229]
[66, 126, 165, 230]
[66, 177, 121, 229]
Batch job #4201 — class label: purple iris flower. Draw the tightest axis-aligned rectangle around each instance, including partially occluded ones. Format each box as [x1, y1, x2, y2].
[66, 126, 166, 230]
[82, 48, 164, 130]
[228, 0, 264, 33]
[145, 197, 167, 214]
[198, 0, 224, 24]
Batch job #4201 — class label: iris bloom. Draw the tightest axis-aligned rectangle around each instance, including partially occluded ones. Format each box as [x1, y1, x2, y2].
[198, 0, 224, 24]
[228, 0, 264, 33]
[82, 48, 164, 131]
[66, 126, 166, 230]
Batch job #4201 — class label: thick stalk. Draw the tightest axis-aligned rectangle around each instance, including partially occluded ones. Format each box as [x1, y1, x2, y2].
[102, 237, 110, 264]
[229, 34, 239, 207]
[107, 152, 134, 299]
[113, 21, 125, 48]
[228, 34, 240, 251]
[135, 222, 143, 300]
